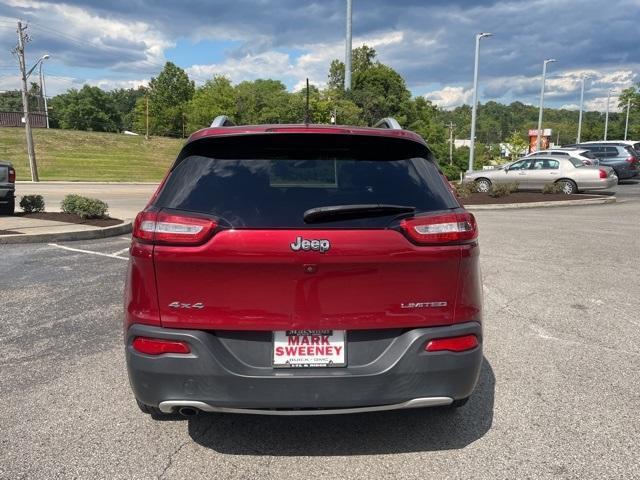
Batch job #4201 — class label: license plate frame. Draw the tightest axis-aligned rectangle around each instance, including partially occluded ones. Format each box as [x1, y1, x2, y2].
[272, 330, 346, 368]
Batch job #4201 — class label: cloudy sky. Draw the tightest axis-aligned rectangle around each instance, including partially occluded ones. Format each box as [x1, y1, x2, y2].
[0, 0, 637, 111]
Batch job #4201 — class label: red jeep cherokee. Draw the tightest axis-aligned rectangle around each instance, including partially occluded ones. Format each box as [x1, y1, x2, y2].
[125, 117, 483, 417]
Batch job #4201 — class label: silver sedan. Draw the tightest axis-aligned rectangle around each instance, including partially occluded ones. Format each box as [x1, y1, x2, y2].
[463, 156, 618, 194]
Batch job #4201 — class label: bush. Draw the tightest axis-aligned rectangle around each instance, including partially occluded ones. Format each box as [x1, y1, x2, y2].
[19, 195, 45, 213]
[439, 163, 462, 181]
[453, 181, 477, 199]
[488, 182, 519, 198]
[61, 194, 109, 219]
[542, 182, 564, 194]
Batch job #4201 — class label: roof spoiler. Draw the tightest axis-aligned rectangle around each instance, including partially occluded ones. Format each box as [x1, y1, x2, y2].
[373, 117, 402, 130]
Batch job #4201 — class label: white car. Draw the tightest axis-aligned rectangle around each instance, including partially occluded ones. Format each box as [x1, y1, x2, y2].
[524, 148, 599, 165]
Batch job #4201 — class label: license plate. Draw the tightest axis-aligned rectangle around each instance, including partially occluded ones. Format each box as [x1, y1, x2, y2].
[273, 330, 346, 368]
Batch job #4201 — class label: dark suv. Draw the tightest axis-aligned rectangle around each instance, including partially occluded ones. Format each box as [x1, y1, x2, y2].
[125, 118, 483, 418]
[568, 143, 639, 179]
[0, 161, 16, 215]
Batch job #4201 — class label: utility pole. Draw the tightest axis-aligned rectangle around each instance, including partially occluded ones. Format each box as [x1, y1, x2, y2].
[604, 89, 611, 141]
[447, 122, 456, 165]
[624, 98, 631, 141]
[14, 21, 39, 182]
[536, 58, 556, 152]
[145, 94, 149, 140]
[577, 75, 588, 143]
[344, 0, 352, 91]
[468, 32, 492, 172]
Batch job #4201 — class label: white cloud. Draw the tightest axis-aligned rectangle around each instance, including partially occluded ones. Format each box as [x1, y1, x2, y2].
[424, 86, 472, 109]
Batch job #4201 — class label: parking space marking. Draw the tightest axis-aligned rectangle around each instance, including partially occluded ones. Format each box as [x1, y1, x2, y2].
[48, 243, 129, 261]
[112, 248, 130, 257]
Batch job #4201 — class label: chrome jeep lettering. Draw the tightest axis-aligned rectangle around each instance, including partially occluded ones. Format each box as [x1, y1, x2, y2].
[290, 236, 330, 253]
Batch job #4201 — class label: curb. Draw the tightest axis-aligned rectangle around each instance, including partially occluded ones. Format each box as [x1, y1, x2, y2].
[0, 220, 132, 244]
[16, 181, 160, 185]
[465, 196, 616, 211]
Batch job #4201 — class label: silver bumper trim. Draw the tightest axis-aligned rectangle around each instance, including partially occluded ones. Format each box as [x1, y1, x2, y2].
[158, 397, 453, 415]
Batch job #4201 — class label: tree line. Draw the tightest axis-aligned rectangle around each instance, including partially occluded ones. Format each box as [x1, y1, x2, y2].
[1, 45, 638, 178]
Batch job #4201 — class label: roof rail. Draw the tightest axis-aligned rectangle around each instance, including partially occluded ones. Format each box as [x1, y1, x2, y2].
[210, 115, 236, 127]
[373, 117, 402, 130]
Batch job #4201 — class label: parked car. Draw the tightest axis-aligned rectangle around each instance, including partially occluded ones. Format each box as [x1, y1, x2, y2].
[524, 148, 599, 165]
[578, 140, 640, 156]
[463, 155, 617, 194]
[0, 161, 16, 215]
[125, 117, 483, 418]
[565, 143, 639, 179]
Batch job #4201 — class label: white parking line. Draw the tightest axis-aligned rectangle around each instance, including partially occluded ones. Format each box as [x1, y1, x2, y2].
[112, 248, 130, 256]
[48, 243, 129, 261]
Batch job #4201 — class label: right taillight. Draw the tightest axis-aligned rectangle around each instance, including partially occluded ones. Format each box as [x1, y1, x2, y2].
[599, 168, 608, 179]
[133, 211, 217, 246]
[400, 212, 478, 245]
[8, 168, 15, 183]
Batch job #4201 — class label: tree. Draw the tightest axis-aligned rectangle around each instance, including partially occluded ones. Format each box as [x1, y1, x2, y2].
[234, 79, 290, 124]
[109, 87, 146, 131]
[136, 62, 195, 137]
[504, 131, 529, 160]
[327, 45, 378, 92]
[49, 85, 119, 132]
[186, 76, 236, 132]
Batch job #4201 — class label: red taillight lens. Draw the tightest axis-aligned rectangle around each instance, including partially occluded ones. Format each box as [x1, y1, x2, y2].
[133, 211, 217, 245]
[132, 337, 191, 355]
[8, 168, 15, 183]
[599, 168, 608, 179]
[400, 212, 477, 245]
[626, 156, 638, 167]
[425, 334, 479, 352]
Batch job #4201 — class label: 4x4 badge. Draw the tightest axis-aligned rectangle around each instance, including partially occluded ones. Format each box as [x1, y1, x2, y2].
[290, 236, 330, 253]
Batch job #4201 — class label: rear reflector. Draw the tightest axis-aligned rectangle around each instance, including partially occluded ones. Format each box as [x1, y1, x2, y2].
[133, 211, 217, 245]
[132, 337, 191, 355]
[425, 335, 479, 352]
[8, 168, 15, 183]
[400, 212, 477, 245]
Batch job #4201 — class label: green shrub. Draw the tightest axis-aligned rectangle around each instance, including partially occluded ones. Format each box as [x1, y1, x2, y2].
[61, 194, 109, 219]
[19, 194, 45, 213]
[542, 182, 564, 194]
[453, 181, 477, 199]
[439, 163, 462, 181]
[488, 182, 519, 198]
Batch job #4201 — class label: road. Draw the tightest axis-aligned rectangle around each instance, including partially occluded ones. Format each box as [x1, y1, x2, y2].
[1, 200, 639, 479]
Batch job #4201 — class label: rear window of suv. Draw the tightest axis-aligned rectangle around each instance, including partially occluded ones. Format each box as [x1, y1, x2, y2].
[156, 153, 458, 228]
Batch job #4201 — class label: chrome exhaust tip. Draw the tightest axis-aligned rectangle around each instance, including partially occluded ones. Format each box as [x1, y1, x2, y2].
[178, 406, 200, 417]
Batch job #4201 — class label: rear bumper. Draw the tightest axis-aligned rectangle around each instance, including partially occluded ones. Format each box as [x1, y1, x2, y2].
[126, 322, 483, 414]
[0, 186, 15, 203]
[580, 176, 618, 190]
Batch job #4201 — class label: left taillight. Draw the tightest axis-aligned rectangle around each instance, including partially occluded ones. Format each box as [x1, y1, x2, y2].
[133, 211, 217, 246]
[132, 337, 191, 355]
[8, 168, 15, 183]
[400, 212, 478, 245]
[598, 168, 608, 179]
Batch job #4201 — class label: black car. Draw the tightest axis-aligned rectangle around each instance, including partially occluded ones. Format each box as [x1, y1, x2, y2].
[567, 143, 639, 180]
[0, 161, 16, 215]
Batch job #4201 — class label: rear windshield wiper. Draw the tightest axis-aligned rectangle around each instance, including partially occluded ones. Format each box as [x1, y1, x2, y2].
[303, 204, 415, 223]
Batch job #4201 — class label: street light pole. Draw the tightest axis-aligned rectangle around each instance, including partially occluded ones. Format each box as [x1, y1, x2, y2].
[468, 32, 492, 173]
[344, 0, 353, 91]
[576, 74, 588, 144]
[624, 98, 631, 141]
[38, 55, 51, 128]
[536, 58, 556, 152]
[604, 89, 611, 140]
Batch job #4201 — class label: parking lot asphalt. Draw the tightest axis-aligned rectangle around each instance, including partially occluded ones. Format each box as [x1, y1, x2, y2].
[1, 200, 639, 479]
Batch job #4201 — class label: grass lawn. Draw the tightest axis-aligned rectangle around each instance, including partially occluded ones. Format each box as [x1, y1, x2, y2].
[0, 128, 183, 181]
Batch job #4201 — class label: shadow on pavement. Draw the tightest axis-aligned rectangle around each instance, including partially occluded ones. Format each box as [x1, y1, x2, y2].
[188, 357, 495, 455]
